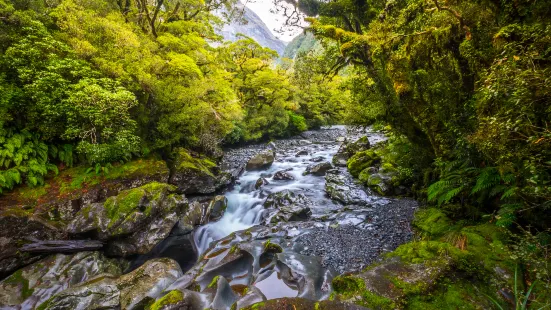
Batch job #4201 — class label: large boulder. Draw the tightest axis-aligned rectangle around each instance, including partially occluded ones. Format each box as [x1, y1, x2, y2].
[67, 182, 187, 256]
[170, 148, 231, 195]
[332, 136, 371, 167]
[38, 258, 183, 310]
[246, 150, 276, 171]
[346, 150, 380, 177]
[325, 170, 370, 206]
[303, 162, 332, 176]
[262, 190, 312, 224]
[0, 252, 123, 309]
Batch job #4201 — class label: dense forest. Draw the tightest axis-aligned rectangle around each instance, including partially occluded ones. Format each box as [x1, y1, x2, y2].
[0, 0, 550, 309]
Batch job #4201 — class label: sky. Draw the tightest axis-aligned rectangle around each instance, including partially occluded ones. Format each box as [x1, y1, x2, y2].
[244, 0, 305, 42]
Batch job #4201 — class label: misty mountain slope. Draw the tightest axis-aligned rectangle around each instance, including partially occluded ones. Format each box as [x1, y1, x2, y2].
[218, 4, 287, 56]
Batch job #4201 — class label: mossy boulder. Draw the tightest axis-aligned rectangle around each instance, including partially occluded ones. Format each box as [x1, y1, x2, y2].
[146, 290, 184, 310]
[67, 182, 188, 256]
[246, 150, 276, 171]
[331, 254, 452, 309]
[332, 136, 372, 167]
[179, 195, 227, 233]
[0, 252, 123, 309]
[347, 150, 380, 177]
[261, 190, 312, 224]
[170, 148, 231, 194]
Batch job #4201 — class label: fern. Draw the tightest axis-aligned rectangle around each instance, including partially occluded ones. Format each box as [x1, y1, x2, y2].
[0, 130, 59, 193]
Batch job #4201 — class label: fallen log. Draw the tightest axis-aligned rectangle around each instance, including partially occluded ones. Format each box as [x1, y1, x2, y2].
[20, 239, 104, 254]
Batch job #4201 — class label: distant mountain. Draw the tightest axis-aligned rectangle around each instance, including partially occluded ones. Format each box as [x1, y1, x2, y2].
[282, 32, 318, 59]
[218, 3, 287, 56]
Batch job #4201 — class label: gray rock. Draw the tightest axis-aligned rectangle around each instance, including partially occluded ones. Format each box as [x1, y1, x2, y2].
[273, 170, 295, 181]
[309, 156, 325, 162]
[295, 150, 309, 156]
[325, 170, 370, 206]
[332, 136, 371, 167]
[255, 178, 269, 190]
[246, 150, 275, 171]
[0, 252, 123, 309]
[304, 162, 333, 176]
[262, 190, 312, 224]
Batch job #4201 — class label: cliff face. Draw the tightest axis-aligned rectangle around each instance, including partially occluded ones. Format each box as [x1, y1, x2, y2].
[218, 3, 287, 56]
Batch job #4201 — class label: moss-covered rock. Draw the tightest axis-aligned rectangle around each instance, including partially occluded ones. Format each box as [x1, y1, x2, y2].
[67, 182, 188, 256]
[146, 290, 184, 310]
[242, 297, 369, 310]
[347, 150, 380, 177]
[0, 252, 123, 309]
[412, 208, 453, 237]
[333, 136, 372, 167]
[170, 148, 231, 194]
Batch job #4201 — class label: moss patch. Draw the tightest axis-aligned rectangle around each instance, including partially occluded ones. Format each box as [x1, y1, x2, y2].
[4, 269, 34, 300]
[104, 182, 175, 225]
[413, 208, 453, 237]
[173, 148, 216, 177]
[347, 150, 380, 177]
[146, 290, 184, 310]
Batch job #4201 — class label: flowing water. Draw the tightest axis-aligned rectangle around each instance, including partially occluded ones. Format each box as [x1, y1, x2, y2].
[193, 126, 384, 254]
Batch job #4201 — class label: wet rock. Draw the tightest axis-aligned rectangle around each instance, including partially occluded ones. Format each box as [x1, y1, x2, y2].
[304, 162, 332, 176]
[255, 178, 269, 190]
[242, 297, 369, 310]
[170, 148, 231, 195]
[118, 258, 183, 309]
[262, 190, 312, 224]
[246, 150, 276, 171]
[67, 182, 187, 257]
[295, 150, 309, 157]
[298, 140, 312, 146]
[37, 276, 121, 310]
[234, 286, 266, 309]
[0, 209, 64, 279]
[208, 195, 228, 221]
[0, 252, 123, 309]
[325, 170, 370, 206]
[309, 156, 325, 162]
[146, 289, 211, 310]
[276, 253, 334, 300]
[209, 276, 238, 309]
[273, 170, 295, 181]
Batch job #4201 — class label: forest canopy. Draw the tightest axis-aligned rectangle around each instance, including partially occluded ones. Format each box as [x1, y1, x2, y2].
[0, 0, 349, 193]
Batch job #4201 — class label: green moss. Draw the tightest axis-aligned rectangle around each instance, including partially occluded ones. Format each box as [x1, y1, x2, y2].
[263, 240, 283, 253]
[208, 275, 220, 289]
[104, 182, 175, 224]
[332, 275, 365, 296]
[358, 168, 371, 184]
[173, 148, 216, 177]
[347, 150, 380, 177]
[360, 290, 396, 310]
[388, 240, 462, 265]
[146, 290, 184, 310]
[405, 279, 494, 310]
[5, 269, 34, 300]
[413, 208, 453, 237]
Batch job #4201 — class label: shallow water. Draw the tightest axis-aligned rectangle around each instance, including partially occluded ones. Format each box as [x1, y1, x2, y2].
[194, 126, 385, 255]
